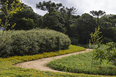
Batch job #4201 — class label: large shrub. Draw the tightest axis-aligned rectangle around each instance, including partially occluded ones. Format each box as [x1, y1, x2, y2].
[0, 29, 71, 57]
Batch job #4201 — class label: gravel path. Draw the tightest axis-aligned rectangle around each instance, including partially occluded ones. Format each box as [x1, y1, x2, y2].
[14, 49, 93, 73]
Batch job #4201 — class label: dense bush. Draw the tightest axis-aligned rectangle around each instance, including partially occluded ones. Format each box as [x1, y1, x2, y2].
[0, 29, 71, 57]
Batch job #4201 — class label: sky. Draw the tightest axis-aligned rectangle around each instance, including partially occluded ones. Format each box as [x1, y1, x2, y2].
[22, 0, 116, 16]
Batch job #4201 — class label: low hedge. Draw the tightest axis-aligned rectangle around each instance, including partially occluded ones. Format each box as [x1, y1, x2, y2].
[0, 29, 71, 57]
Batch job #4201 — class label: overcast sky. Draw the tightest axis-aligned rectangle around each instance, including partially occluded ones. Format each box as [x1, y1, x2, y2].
[22, 0, 116, 16]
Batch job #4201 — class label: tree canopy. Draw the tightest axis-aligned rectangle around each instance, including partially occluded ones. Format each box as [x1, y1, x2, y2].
[36, 1, 62, 15]
[1, 0, 116, 45]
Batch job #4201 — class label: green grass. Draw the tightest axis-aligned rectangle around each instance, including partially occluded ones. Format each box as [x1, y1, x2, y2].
[0, 45, 114, 77]
[47, 51, 116, 76]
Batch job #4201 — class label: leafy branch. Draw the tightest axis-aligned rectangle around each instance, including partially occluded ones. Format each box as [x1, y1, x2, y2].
[0, 0, 23, 46]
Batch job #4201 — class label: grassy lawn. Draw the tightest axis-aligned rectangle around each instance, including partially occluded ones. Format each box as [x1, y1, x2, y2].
[47, 51, 116, 76]
[0, 45, 114, 77]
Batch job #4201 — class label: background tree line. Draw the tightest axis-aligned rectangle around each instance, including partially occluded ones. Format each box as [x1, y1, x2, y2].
[0, 0, 116, 45]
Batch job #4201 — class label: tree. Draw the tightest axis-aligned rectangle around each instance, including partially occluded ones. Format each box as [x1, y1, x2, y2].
[90, 10, 106, 27]
[89, 27, 116, 66]
[59, 6, 66, 18]
[100, 15, 113, 29]
[109, 14, 116, 27]
[64, 7, 77, 36]
[59, 6, 77, 20]
[0, 0, 20, 13]
[66, 7, 77, 20]
[42, 12, 66, 33]
[0, 0, 23, 46]
[76, 13, 95, 44]
[8, 4, 41, 30]
[12, 17, 35, 30]
[36, 1, 62, 15]
[1, 0, 19, 4]
[102, 27, 116, 43]
[0, 0, 23, 30]
[89, 26, 103, 67]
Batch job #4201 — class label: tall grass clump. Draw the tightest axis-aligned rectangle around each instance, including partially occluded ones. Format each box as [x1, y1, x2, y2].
[0, 29, 71, 57]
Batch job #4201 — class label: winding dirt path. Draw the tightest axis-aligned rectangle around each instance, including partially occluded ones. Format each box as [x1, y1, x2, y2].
[14, 49, 93, 73]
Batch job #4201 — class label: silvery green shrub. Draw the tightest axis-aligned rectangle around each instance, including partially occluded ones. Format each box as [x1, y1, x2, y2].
[0, 29, 71, 57]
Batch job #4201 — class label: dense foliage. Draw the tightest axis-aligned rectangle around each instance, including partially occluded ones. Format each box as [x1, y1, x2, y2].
[93, 42, 116, 64]
[1, 0, 116, 76]
[0, 29, 71, 57]
[42, 12, 66, 33]
[1, 0, 116, 44]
